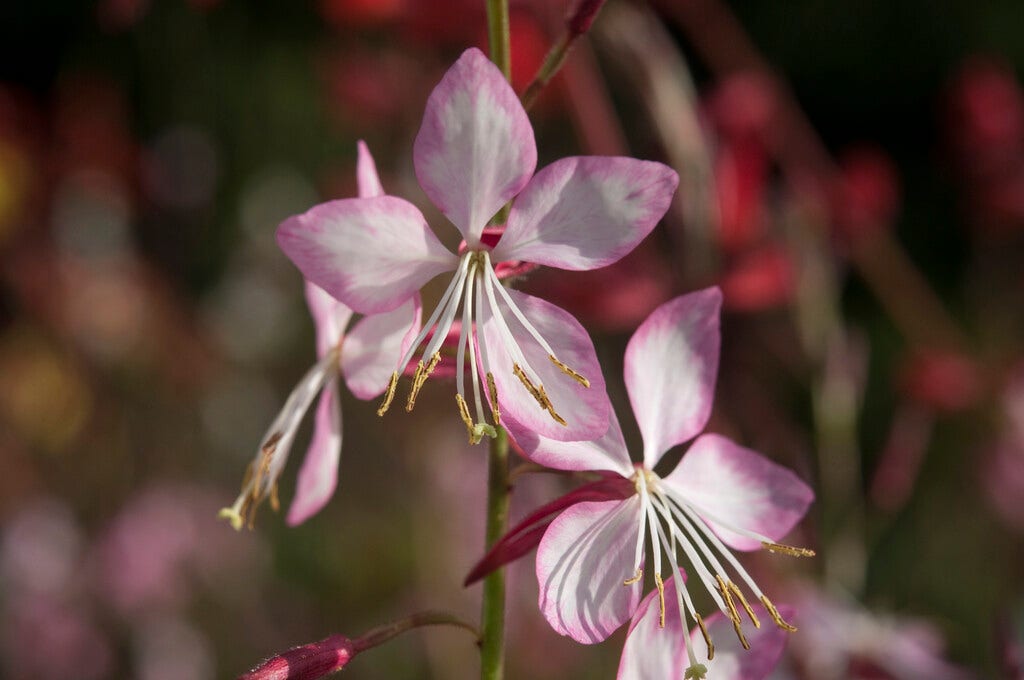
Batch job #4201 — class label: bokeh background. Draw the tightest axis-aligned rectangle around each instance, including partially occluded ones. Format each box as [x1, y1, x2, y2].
[1, 1, 1022, 678]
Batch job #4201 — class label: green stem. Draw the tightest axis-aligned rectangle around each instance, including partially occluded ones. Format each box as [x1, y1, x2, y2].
[480, 426, 511, 680]
[520, 34, 571, 111]
[486, 0, 511, 79]
[354, 610, 480, 652]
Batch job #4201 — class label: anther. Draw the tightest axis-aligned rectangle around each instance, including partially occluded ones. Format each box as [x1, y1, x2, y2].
[654, 572, 666, 628]
[513, 364, 546, 405]
[623, 568, 643, 586]
[377, 372, 399, 416]
[538, 385, 567, 426]
[761, 541, 816, 557]
[406, 353, 441, 411]
[549, 354, 590, 388]
[760, 595, 798, 633]
[486, 372, 501, 425]
[695, 613, 715, 660]
[728, 581, 760, 628]
[455, 394, 475, 443]
[716, 574, 749, 650]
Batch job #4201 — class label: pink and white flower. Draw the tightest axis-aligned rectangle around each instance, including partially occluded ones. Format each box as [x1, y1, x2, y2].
[502, 288, 814, 678]
[220, 142, 421, 529]
[277, 47, 678, 444]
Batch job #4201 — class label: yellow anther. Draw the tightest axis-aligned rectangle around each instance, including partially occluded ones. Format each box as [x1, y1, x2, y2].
[377, 372, 399, 416]
[537, 385, 567, 426]
[695, 613, 715, 660]
[728, 581, 760, 628]
[513, 363, 546, 405]
[455, 394, 474, 442]
[486, 372, 501, 425]
[655, 573, 666, 628]
[406, 353, 440, 411]
[623, 568, 643, 585]
[761, 541, 816, 557]
[760, 595, 798, 633]
[269, 481, 280, 513]
[549, 354, 590, 388]
[716, 574, 749, 650]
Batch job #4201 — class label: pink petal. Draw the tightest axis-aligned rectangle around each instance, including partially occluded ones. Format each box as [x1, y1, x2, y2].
[413, 47, 536, 247]
[286, 379, 341, 526]
[356, 140, 384, 198]
[624, 288, 722, 468]
[304, 282, 353, 359]
[618, 577, 790, 680]
[277, 196, 457, 314]
[536, 497, 644, 644]
[481, 287, 609, 442]
[492, 156, 678, 270]
[506, 406, 634, 476]
[663, 433, 814, 551]
[465, 476, 634, 586]
[341, 295, 422, 400]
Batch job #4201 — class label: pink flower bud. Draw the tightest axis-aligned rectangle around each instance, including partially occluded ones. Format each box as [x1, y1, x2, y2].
[832, 145, 901, 242]
[566, 0, 606, 37]
[238, 635, 355, 680]
[899, 350, 983, 413]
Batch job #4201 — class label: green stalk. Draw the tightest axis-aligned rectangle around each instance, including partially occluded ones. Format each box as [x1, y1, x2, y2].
[486, 0, 511, 79]
[480, 426, 511, 680]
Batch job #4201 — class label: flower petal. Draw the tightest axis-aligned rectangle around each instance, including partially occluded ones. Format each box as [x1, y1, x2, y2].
[305, 282, 353, 359]
[277, 196, 457, 314]
[506, 406, 634, 476]
[286, 378, 341, 526]
[618, 577, 790, 680]
[492, 156, 678, 270]
[624, 288, 722, 468]
[536, 496, 644, 644]
[481, 287, 609, 441]
[356, 140, 385, 198]
[341, 295, 422, 399]
[663, 433, 814, 551]
[413, 47, 537, 246]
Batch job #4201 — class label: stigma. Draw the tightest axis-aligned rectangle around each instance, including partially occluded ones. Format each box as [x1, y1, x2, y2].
[377, 250, 589, 444]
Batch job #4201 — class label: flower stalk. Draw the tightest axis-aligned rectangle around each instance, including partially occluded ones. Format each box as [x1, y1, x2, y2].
[480, 425, 511, 680]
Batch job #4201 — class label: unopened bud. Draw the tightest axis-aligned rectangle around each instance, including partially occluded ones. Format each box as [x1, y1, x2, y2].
[566, 0, 606, 37]
[238, 635, 354, 680]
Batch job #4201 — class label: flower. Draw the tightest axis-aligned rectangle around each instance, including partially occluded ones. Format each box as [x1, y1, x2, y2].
[277, 47, 678, 444]
[499, 288, 814, 678]
[220, 142, 421, 529]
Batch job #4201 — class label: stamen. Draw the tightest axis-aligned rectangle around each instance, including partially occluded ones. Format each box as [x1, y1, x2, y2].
[728, 581, 761, 628]
[694, 613, 715, 660]
[761, 541, 816, 557]
[486, 373, 501, 424]
[623, 568, 643, 585]
[513, 363, 547, 406]
[377, 372, 399, 416]
[716, 574, 749, 650]
[549, 354, 590, 388]
[760, 595, 798, 632]
[537, 385, 567, 426]
[405, 352, 441, 411]
[455, 393, 474, 442]
[655, 572, 666, 628]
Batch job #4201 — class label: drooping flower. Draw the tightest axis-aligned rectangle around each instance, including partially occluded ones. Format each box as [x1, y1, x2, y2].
[220, 142, 421, 529]
[277, 47, 678, 444]
[474, 288, 813, 678]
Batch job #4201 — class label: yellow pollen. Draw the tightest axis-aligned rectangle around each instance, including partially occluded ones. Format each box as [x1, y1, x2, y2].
[695, 613, 715, 660]
[548, 354, 590, 388]
[623, 568, 643, 585]
[406, 353, 440, 411]
[760, 595, 798, 633]
[728, 581, 760, 628]
[377, 372, 399, 416]
[538, 385, 567, 426]
[513, 363, 545, 404]
[655, 572, 666, 628]
[761, 541, 816, 557]
[455, 393, 474, 442]
[716, 574, 749, 650]
[486, 372, 501, 425]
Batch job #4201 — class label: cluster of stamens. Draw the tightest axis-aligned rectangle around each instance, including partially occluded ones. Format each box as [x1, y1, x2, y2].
[376, 250, 589, 444]
[625, 468, 813, 677]
[219, 434, 282, 530]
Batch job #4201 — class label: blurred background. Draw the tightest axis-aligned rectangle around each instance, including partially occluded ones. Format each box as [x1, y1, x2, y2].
[0, 0, 1022, 678]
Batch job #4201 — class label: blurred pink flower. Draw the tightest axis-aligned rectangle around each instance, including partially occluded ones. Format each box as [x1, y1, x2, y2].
[277, 48, 677, 445]
[898, 350, 983, 414]
[221, 142, 421, 529]
[773, 588, 973, 680]
[832, 145, 901, 242]
[719, 246, 795, 312]
[482, 289, 813, 679]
